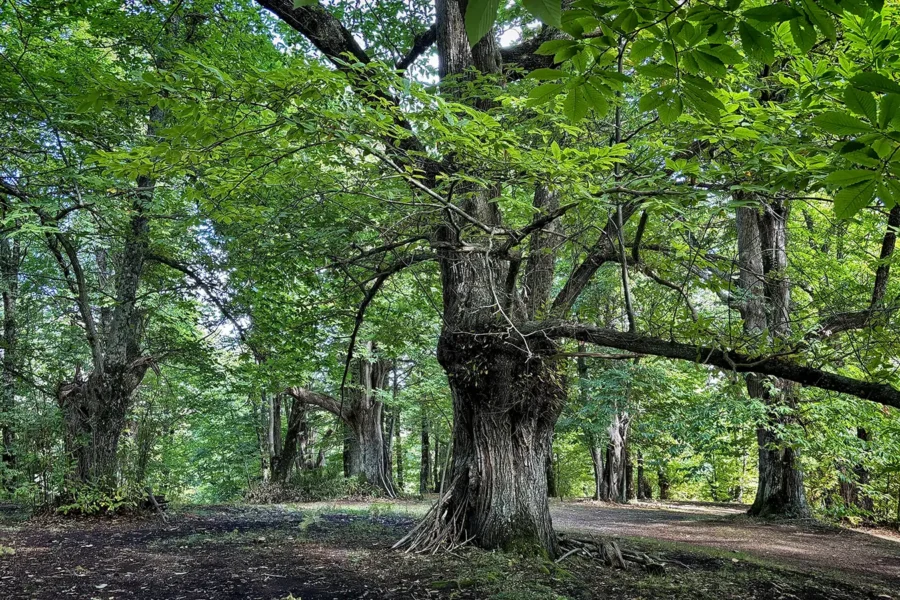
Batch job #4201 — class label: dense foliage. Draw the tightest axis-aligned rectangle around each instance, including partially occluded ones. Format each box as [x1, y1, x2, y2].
[0, 0, 899, 535]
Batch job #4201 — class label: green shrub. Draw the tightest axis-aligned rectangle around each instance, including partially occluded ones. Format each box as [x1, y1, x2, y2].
[55, 483, 148, 516]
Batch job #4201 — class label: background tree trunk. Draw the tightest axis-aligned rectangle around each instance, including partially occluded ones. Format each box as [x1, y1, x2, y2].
[419, 413, 431, 495]
[590, 444, 604, 501]
[394, 406, 403, 491]
[602, 412, 629, 502]
[0, 231, 18, 484]
[657, 466, 670, 500]
[546, 450, 558, 499]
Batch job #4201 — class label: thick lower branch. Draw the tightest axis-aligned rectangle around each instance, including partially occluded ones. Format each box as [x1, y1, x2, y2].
[530, 321, 900, 408]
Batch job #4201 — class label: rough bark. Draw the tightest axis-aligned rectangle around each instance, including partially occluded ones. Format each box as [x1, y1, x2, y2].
[736, 200, 810, 519]
[288, 349, 394, 495]
[600, 411, 629, 503]
[273, 397, 309, 483]
[637, 452, 652, 500]
[343, 421, 361, 478]
[546, 449, 558, 498]
[437, 331, 565, 555]
[0, 231, 18, 481]
[625, 451, 635, 501]
[657, 466, 670, 500]
[58, 363, 150, 490]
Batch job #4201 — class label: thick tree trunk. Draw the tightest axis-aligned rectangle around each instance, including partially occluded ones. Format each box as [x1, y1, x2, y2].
[748, 401, 809, 516]
[736, 202, 811, 519]
[349, 404, 394, 493]
[58, 365, 147, 490]
[657, 466, 670, 500]
[273, 397, 307, 483]
[602, 412, 629, 502]
[436, 333, 565, 555]
[343, 422, 361, 478]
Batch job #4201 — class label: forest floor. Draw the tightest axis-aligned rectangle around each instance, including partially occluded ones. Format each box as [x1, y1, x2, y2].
[0, 500, 896, 600]
[551, 498, 900, 586]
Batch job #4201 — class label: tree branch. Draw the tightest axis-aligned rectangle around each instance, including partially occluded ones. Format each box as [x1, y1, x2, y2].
[286, 387, 348, 421]
[818, 204, 900, 336]
[255, 0, 369, 66]
[396, 23, 437, 70]
[529, 321, 900, 409]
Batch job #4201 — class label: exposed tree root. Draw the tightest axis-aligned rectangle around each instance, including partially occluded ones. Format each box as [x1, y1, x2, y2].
[395, 494, 682, 574]
[557, 533, 673, 573]
[393, 477, 470, 554]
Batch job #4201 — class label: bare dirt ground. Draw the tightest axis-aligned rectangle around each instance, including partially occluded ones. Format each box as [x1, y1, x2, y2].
[0, 501, 898, 599]
[551, 499, 900, 585]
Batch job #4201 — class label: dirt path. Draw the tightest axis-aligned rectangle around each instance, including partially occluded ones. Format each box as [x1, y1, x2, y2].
[551, 499, 900, 585]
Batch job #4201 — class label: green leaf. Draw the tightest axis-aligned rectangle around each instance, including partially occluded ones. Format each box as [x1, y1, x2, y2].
[563, 87, 589, 123]
[527, 68, 569, 81]
[738, 21, 774, 64]
[522, 0, 562, 27]
[800, 0, 835, 42]
[880, 94, 900, 130]
[878, 182, 896, 208]
[526, 82, 565, 106]
[465, 0, 501, 46]
[692, 50, 726, 77]
[743, 5, 802, 22]
[697, 44, 743, 65]
[822, 170, 878, 186]
[535, 39, 576, 55]
[639, 90, 666, 112]
[813, 112, 873, 135]
[658, 94, 684, 125]
[683, 86, 724, 122]
[885, 179, 900, 209]
[851, 73, 900, 95]
[834, 179, 877, 219]
[582, 83, 610, 117]
[292, 0, 317, 6]
[843, 87, 877, 123]
[789, 18, 816, 53]
[630, 38, 660, 63]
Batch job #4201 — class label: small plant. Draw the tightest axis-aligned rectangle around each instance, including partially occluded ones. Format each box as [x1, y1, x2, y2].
[0, 544, 15, 556]
[55, 483, 147, 516]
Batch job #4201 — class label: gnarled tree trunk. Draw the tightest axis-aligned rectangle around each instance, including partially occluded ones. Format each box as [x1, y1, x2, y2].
[437, 332, 565, 555]
[58, 363, 149, 489]
[288, 349, 395, 495]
